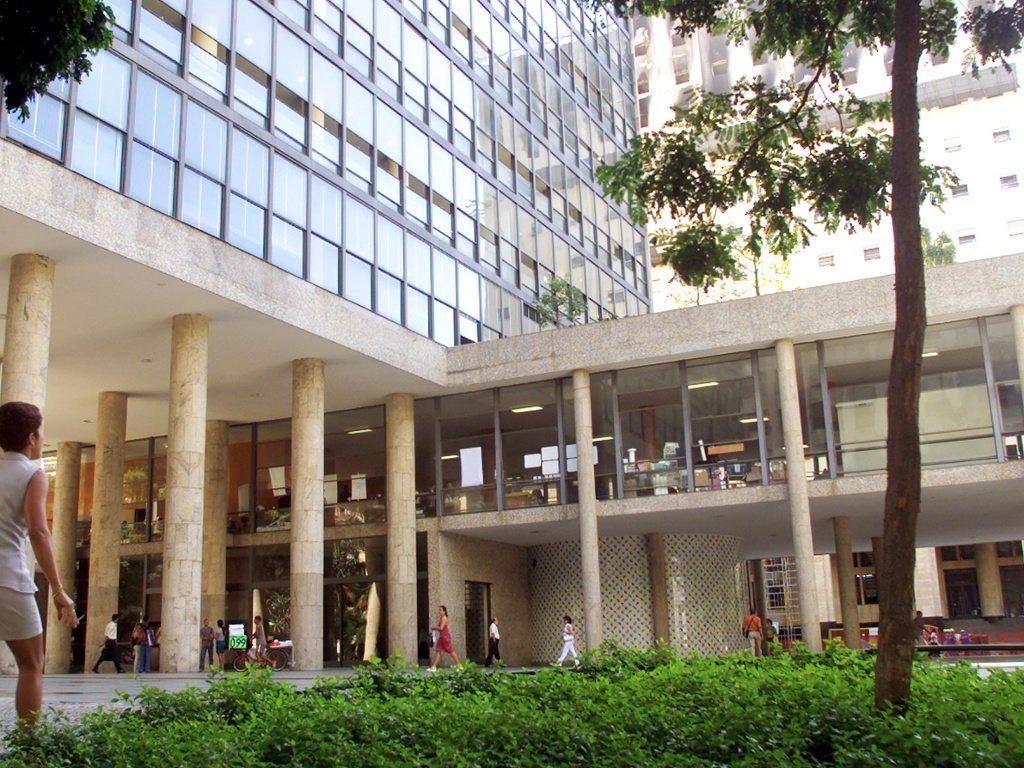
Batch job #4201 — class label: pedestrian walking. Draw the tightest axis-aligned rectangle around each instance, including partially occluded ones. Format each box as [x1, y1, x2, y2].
[556, 615, 579, 667]
[428, 605, 460, 670]
[485, 616, 501, 666]
[0, 402, 79, 729]
[92, 613, 125, 673]
[741, 608, 763, 657]
[198, 618, 215, 671]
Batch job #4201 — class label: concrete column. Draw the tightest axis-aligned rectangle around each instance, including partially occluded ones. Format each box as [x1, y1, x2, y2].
[44, 442, 82, 673]
[386, 393, 417, 664]
[775, 339, 822, 651]
[572, 369, 603, 647]
[85, 392, 128, 666]
[201, 421, 229, 626]
[290, 358, 324, 670]
[0, 253, 55, 675]
[975, 542, 1005, 619]
[646, 533, 669, 643]
[831, 516, 861, 649]
[160, 314, 209, 672]
[1, 253, 55, 405]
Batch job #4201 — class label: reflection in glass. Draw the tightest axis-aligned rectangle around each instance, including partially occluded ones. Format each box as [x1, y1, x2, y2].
[70, 113, 124, 190]
[440, 391, 497, 512]
[7, 96, 65, 159]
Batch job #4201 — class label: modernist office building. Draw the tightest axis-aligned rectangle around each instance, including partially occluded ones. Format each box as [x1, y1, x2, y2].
[1, 0, 1023, 673]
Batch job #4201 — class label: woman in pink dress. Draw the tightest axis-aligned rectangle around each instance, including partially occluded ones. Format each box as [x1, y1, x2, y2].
[428, 605, 460, 671]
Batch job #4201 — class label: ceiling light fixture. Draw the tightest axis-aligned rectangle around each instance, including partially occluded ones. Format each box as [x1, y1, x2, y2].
[511, 405, 543, 413]
[687, 381, 719, 389]
[921, 351, 938, 358]
[347, 428, 373, 435]
[738, 416, 769, 424]
[441, 454, 458, 460]
[592, 435, 614, 442]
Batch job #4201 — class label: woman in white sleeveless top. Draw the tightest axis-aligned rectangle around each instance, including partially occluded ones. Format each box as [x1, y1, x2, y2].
[0, 402, 78, 730]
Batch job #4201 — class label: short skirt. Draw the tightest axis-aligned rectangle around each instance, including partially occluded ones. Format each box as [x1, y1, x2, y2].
[216, 639, 227, 653]
[0, 586, 42, 641]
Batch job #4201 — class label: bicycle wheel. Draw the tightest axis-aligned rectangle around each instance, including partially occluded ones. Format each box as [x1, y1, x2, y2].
[267, 649, 288, 671]
[232, 651, 249, 671]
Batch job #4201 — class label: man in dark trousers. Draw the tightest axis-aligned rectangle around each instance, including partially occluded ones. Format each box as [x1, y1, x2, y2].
[485, 616, 501, 666]
[92, 614, 124, 673]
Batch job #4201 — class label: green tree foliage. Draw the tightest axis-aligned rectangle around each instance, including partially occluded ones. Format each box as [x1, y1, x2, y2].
[0, 0, 114, 117]
[921, 227, 956, 267]
[536, 275, 587, 328]
[584, 0, 1021, 709]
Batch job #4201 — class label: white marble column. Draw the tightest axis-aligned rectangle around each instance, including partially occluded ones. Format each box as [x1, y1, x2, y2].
[44, 442, 82, 673]
[0, 252, 55, 674]
[201, 421, 229, 627]
[775, 339, 822, 651]
[160, 314, 209, 672]
[572, 369, 604, 647]
[975, 542, 1005, 619]
[85, 392, 128, 667]
[290, 358, 324, 670]
[386, 393, 417, 664]
[831, 516, 861, 649]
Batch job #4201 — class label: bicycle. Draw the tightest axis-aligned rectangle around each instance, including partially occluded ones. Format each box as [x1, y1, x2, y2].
[232, 646, 289, 671]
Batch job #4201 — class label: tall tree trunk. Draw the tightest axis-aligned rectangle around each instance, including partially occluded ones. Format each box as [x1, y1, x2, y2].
[875, 0, 925, 710]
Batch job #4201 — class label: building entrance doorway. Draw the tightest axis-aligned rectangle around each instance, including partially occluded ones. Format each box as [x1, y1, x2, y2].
[464, 581, 491, 663]
[1001, 565, 1024, 618]
[323, 580, 385, 665]
[945, 569, 981, 618]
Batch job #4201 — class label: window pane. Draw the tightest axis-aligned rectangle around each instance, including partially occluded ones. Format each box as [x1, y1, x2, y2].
[344, 196, 373, 259]
[275, 27, 309, 98]
[134, 73, 180, 156]
[273, 155, 307, 224]
[406, 286, 430, 335]
[407, 235, 431, 291]
[140, 0, 185, 68]
[458, 263, 480, 319]
[76, 51, 130, 129]
[344, 253, 373, 308]
[433, 251, 456, 303]
[6, 95, 64, 158]
[271, 216, 304, 275]
[377, 271, 402, 322]
[129, 142, 176, 214]
[228, 193, 265, 256]
[310, 234, 339, 292]
[185, 102, 227, 180]
[377, 217, 404, 276]
[181, 168, 223, 236]
[235, 0, 272, 71]
[70, 113, 124, 189]
[433, 301, 455, 346]
[311, 176, 342, 243]
[230, 131, 268, 204]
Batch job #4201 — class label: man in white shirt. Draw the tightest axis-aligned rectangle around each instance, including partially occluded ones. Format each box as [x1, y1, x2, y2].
[92, 613, 125, 673]
[485, 616, 501, 666]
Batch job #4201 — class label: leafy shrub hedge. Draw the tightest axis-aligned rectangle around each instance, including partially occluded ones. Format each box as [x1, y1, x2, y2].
[4, 642, 1024, 767]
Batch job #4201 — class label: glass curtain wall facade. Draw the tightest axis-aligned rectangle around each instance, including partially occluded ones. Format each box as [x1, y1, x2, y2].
[2, 0, 648, 345]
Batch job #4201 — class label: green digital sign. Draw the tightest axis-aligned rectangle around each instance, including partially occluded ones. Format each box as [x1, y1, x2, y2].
[228, 624, 248, 650]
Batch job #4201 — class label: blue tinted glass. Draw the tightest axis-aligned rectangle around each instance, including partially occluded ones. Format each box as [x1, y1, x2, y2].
[69, 113, 123, 189]
[228, 193, 265, 256]
[128, 142, 176, 214]
[134, 73, 180, 156]
[181, 168, 223, 236]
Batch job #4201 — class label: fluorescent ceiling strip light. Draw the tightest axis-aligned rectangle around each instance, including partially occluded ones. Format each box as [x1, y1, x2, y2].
[511, 405, 544, 413]
[346, 428, 373, 435]
[687, 381, 719, 389]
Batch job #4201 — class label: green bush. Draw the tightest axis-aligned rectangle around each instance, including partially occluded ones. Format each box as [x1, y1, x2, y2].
[4, 650, 1024, 767]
